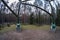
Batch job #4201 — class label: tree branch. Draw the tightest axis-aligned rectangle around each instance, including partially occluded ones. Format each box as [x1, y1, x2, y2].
[1, 0, 18, 17]
[22, 2, 53, 16]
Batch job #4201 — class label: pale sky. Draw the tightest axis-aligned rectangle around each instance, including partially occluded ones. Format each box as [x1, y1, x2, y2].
[9, 0, 60, 3]
[8, 0, 60, 11]
[8, 0, 35, 5]
[8, 0, 60, 6]
[8, 0, 19, 5]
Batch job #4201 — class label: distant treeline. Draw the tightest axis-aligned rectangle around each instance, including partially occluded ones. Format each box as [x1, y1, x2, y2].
[0, 12, 51, 25]
[0, 11, 60, 26]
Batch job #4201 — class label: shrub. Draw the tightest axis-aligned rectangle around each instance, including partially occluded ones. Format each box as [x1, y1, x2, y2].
[7, 23, 10, 27]
[29, 13, 34, 24]
[0, 24, 2, 30]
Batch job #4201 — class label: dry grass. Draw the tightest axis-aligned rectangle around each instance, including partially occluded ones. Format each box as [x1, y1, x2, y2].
[0, 24, 60, 33]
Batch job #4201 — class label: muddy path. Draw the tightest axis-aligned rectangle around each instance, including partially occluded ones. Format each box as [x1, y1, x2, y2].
[0, 30, 60, 40]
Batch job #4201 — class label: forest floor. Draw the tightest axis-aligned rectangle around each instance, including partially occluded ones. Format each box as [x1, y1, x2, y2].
[0, 24, 60, 40]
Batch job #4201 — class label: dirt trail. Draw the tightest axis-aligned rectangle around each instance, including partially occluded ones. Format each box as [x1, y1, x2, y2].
[0, 30, 60, 40]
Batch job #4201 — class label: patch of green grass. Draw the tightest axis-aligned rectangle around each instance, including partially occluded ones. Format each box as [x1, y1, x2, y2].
[57, 26, 60, 30]
[21, 25, 50, 30]
[0, 24, 60, 33]
[0, 24, 16, 33]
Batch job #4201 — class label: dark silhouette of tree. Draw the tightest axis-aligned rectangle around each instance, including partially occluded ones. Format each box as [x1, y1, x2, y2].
[29, 12, 34, 24]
